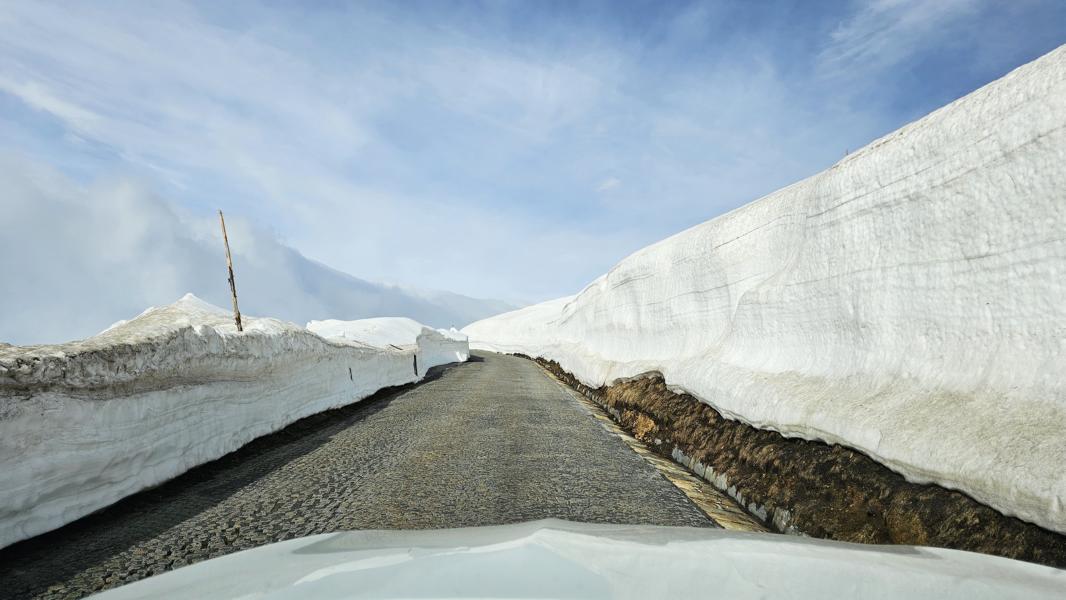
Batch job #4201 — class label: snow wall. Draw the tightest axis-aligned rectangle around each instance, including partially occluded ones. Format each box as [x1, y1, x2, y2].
[307, 317, 470, 371]
[464, 46, 1066, 534]
[0, 294, 469, 550]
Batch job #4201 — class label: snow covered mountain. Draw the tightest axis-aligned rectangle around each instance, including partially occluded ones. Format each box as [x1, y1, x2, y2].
[465, 45, 1066, 534]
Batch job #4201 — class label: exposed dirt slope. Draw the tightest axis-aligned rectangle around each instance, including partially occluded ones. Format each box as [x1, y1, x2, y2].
[535, 357, 1066, 568]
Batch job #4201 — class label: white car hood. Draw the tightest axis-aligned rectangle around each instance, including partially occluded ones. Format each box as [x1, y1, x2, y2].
[90, 519, 1065, 599]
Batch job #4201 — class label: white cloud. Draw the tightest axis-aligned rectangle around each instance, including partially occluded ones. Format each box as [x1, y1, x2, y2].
[818, 0, 983, 79]
[0, 155, 512, 345]
[596, 177, 621, 192]
[0, 78, 101, 130]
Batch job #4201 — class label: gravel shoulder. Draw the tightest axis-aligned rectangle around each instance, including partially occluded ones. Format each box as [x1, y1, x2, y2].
[0, 351, 710, 599]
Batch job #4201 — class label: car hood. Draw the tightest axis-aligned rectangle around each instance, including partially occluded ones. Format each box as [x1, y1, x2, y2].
[92, 519, 1064, 599]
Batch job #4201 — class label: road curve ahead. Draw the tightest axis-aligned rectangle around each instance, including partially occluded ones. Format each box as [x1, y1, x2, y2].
[1, 351, 711, 599]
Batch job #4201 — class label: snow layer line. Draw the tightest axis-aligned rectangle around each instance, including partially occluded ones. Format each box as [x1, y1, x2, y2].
[464, 46, 1066, 534]
[0, 294, 469, 549]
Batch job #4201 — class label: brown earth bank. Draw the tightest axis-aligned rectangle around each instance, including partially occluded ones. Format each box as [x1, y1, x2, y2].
[529, 356, 1066, 569]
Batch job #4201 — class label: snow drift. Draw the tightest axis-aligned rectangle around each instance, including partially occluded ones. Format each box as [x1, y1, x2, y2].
[0, 294, 468, 550]
[464, 46, 1066, 534]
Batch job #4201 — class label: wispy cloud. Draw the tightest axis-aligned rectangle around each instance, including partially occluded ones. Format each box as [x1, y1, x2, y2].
[0, 2, 626, 300]
[0, 78, 101, 130]
[596, 177, 621, 193]
[817, 0, 983, 79]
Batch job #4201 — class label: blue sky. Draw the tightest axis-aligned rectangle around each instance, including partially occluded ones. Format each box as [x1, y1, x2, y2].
[2, 0, 1064, 306]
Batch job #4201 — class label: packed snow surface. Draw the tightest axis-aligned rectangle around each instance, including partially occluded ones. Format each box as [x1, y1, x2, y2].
[93, 520, 1065, 599]
[0, 294, 468, 549]
[465, 46, 1066, 534]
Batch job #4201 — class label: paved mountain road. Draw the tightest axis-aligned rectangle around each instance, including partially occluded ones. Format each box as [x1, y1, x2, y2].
[0, 351, 712, 599]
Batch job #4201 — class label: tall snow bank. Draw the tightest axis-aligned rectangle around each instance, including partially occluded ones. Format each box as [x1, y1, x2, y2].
[0, 294, 467, 549]
[464, 46, 1066, 534]
[307, 317, 469, 371]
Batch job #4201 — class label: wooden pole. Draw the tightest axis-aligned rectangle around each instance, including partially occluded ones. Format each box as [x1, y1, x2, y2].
[218, 210, 243, 332]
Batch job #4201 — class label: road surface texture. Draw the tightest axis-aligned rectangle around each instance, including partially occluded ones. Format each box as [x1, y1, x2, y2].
[0, 351, 712, 599]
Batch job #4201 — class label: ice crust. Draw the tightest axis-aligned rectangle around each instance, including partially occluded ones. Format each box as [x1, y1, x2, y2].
[0, 294, 468, 549]
[464, 46, 1066, 534]
[93, 520, 1066, 599]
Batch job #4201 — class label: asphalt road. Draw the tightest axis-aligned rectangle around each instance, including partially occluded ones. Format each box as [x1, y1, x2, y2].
[0, 351, 711, 599]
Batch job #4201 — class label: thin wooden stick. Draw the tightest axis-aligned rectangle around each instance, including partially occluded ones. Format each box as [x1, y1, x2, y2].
[218, 210, 243, 332]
